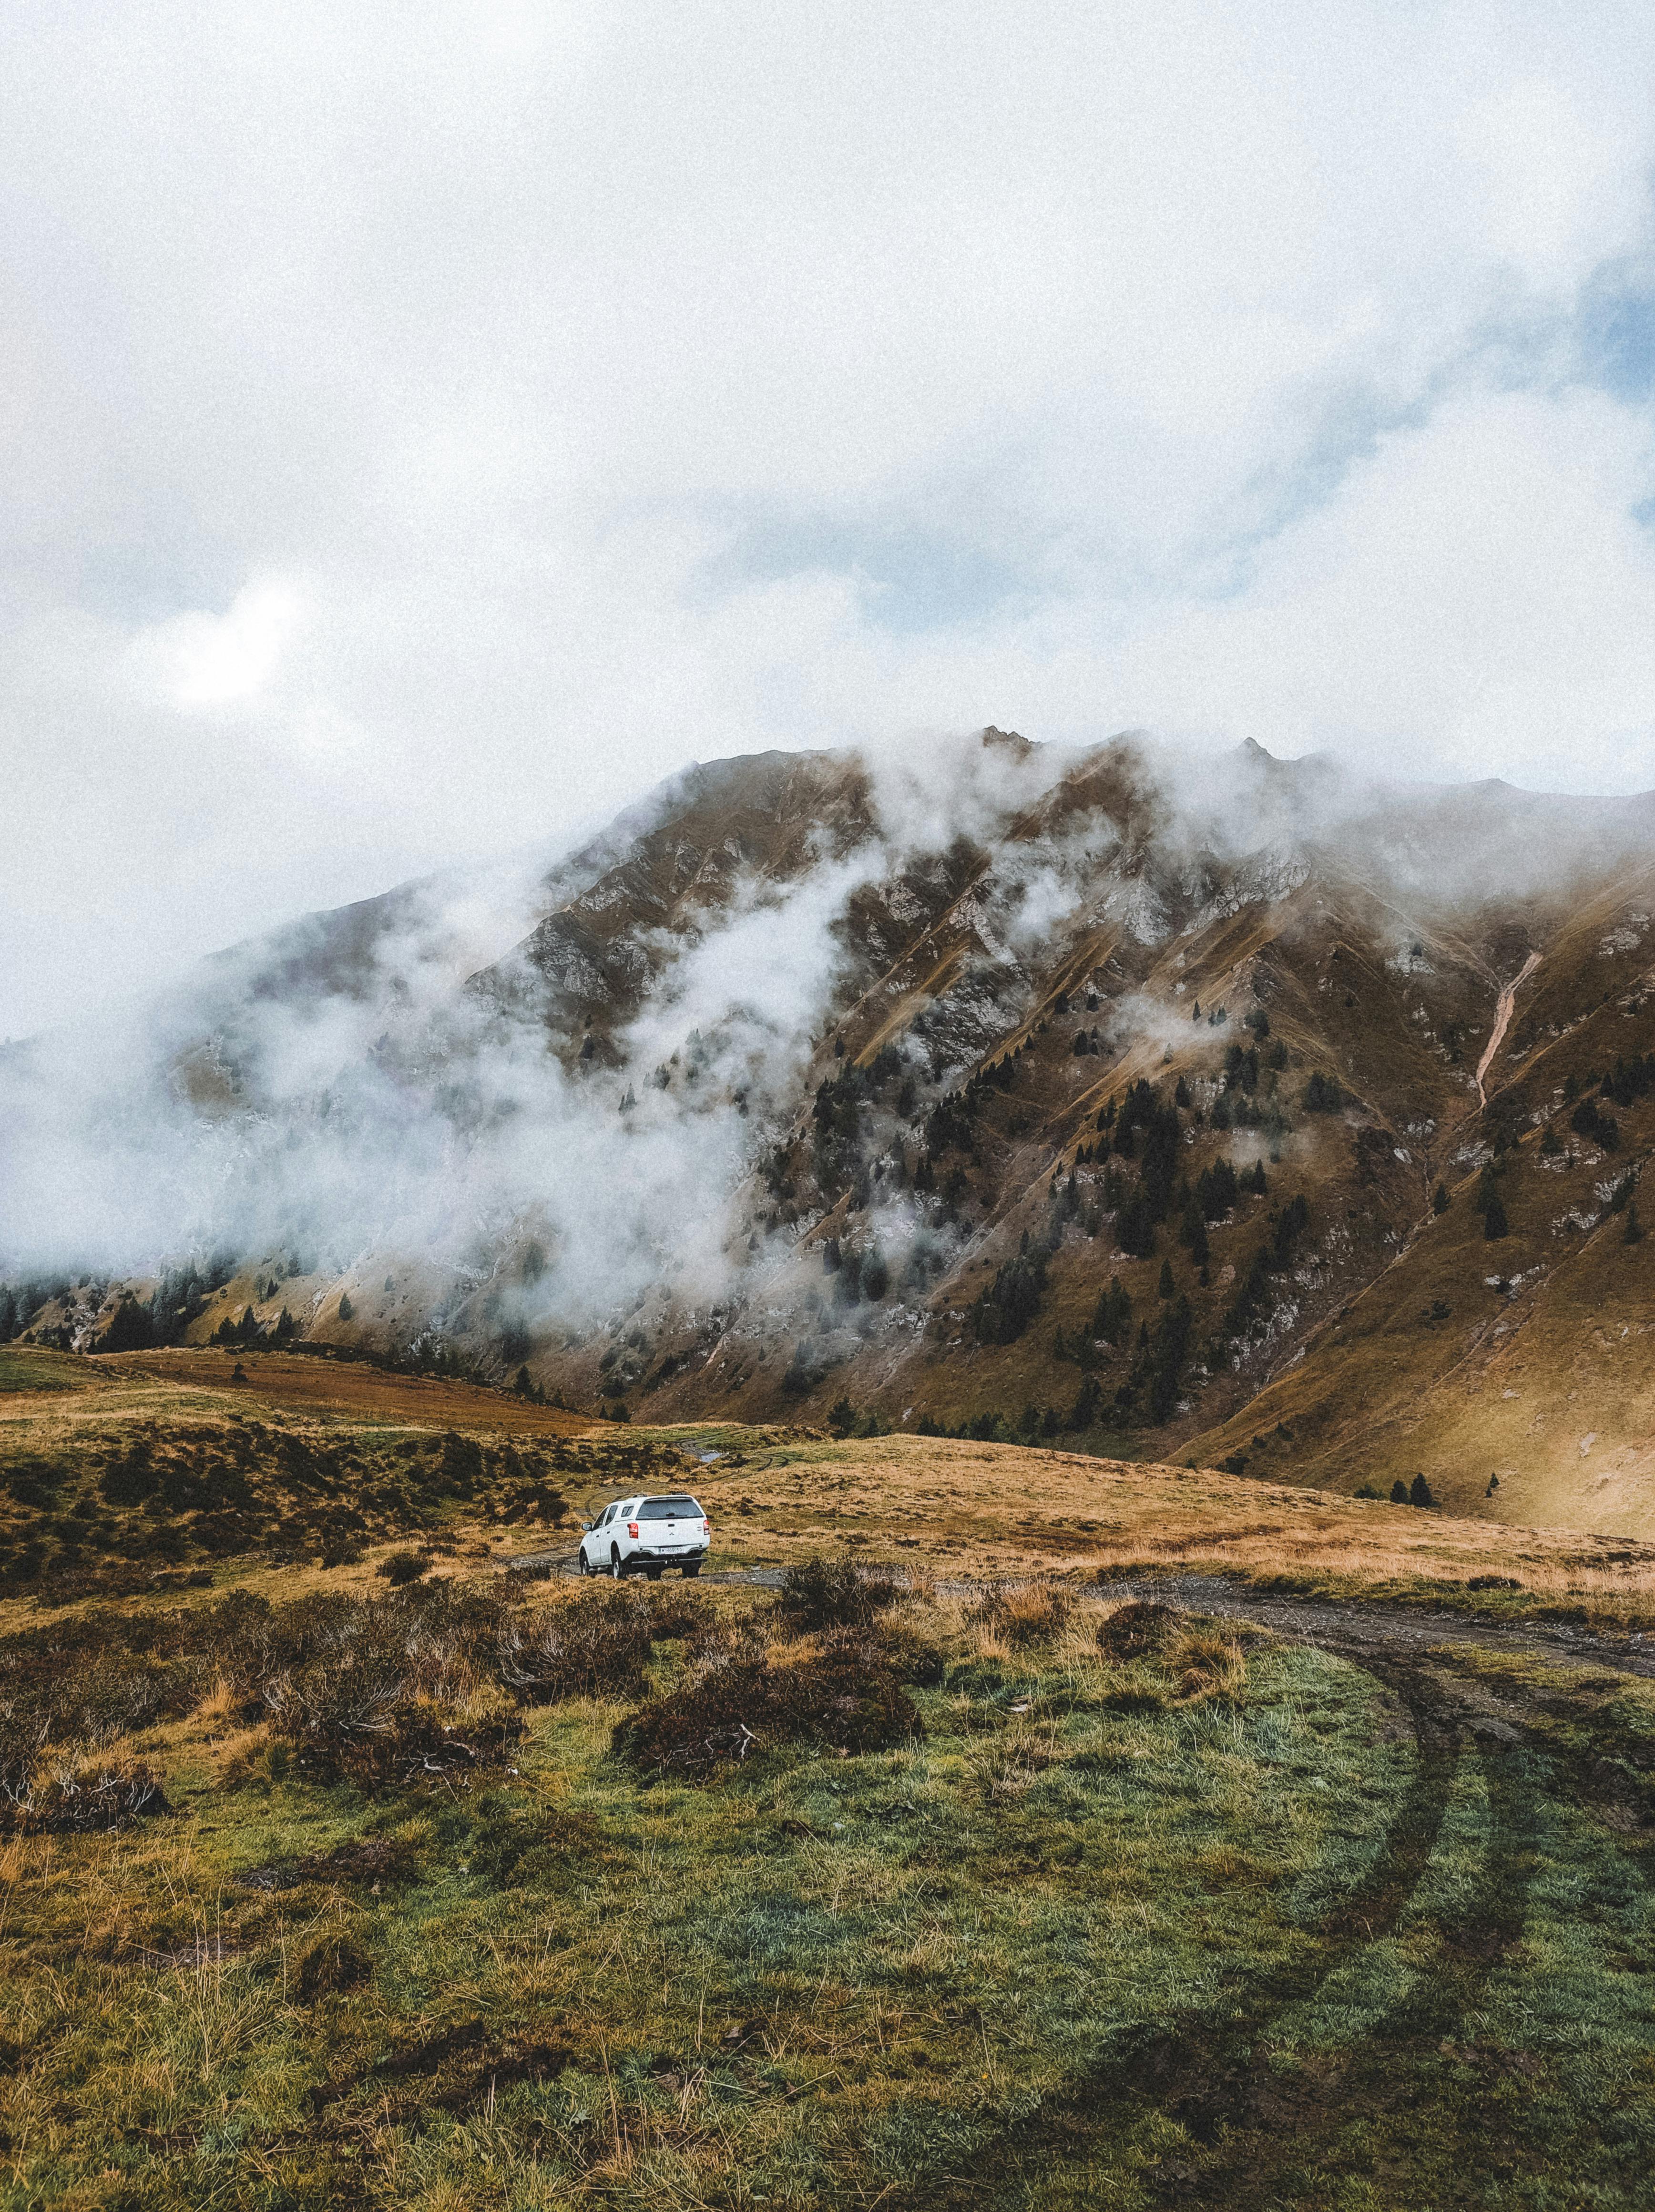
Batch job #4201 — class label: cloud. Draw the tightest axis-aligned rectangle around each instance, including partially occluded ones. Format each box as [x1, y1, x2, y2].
[3, 1, 1655, 1032]
[1107, 386, 1655, 784]
[129, 580, 301, 709]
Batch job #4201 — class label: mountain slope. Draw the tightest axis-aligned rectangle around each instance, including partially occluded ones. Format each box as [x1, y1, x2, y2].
[7, 730, 1655, 1535]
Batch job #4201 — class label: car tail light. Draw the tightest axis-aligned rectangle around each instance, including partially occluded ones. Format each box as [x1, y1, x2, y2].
[627, 1521, 640, 1539]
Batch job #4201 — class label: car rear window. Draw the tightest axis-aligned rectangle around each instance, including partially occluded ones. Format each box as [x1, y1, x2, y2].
[638, 1495, 702, 1520]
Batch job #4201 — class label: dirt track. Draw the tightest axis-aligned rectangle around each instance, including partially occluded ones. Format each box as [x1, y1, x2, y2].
[1122, 1568, 1655, 1680]
[510, 1546, 1655, 1684]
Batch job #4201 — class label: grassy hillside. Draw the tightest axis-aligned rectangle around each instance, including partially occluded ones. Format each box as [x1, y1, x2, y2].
[1187, 929, 1655, 1533]
[0, 1349, 612, 1607]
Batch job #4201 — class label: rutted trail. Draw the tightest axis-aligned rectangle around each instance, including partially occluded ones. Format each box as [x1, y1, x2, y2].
[1476, 948, 1542, 1104]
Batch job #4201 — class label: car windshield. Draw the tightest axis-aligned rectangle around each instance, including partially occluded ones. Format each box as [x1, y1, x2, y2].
[638, 1495, 701, 1520]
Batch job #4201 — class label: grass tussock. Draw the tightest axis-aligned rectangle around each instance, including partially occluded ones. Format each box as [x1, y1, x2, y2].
[1168, 1621, 1249, 1703]
[966, 1580, 1074, 1647]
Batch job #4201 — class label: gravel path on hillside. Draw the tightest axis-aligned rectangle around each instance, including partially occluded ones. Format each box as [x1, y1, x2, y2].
[508, 1548, 1655, 1683]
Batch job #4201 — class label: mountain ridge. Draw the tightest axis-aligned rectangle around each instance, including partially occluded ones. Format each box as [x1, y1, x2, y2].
[7, 729, 1655, 1536]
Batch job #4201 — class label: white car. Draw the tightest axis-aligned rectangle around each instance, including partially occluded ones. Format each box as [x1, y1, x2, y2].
[577, 1492, 709, 1579]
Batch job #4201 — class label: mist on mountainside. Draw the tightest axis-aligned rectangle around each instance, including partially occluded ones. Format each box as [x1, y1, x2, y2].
[6, 725, 1655, 1523]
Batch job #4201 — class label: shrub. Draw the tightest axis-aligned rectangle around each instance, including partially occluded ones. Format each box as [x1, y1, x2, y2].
[1096, 1598, 1175, 1660]
[775, 1556, 906, 1635]
[613, 1639, 921, 1777]
[3, 1759, 170, 1835]
[265, 1672, 524, 1791]
[0, 1575, 723, 1805]
[640, 1581, 717, 1646]
[493, 1587, 657, 1704]
[378, 1550, 429, 1586]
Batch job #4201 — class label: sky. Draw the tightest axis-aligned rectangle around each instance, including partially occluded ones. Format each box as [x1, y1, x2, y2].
[4, 0, 1655, 1036]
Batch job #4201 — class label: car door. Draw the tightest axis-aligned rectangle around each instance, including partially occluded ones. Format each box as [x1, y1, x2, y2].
[592, 1501, 615, 1565]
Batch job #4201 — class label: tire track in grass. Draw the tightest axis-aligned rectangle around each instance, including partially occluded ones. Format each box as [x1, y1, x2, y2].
[914, 1648, 1466, 2208]
[1149, 1654, 1543, 2208]
[926, 1641, 1645, 2211]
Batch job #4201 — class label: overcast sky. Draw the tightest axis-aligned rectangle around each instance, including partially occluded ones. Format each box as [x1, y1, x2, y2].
[4, 1, 1655, 1034]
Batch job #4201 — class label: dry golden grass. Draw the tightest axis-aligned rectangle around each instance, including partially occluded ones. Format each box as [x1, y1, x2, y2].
[694, 1432, 1655, 1620]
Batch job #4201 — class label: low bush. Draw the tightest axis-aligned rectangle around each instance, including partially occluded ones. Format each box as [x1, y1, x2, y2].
[1096, 1599, 1176, 1660]
[0, 1575, 717, 1801]
[265, 1672, 525, 1790]
[3, 1759, 170, 1835]
[860, 1622, 947, 1686]
[377, 1550, 430, 1586]
[775, 1556, 907, 1635]
[493, 1586, 658, 1704]
[613, 1638, 922, 1777]
[640, 1580, 717, 1644]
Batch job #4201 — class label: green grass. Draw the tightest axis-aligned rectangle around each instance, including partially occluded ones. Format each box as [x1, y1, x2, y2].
[0, 1346, 91, 1393]
[2, 1590, 1652, 2208]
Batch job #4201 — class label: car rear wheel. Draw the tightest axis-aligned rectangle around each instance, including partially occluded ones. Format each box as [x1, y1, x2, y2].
[683, 1562, 701, 1578]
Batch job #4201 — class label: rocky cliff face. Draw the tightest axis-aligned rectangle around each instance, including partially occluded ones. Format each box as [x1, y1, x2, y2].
[10, 729, 1655, 1530]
